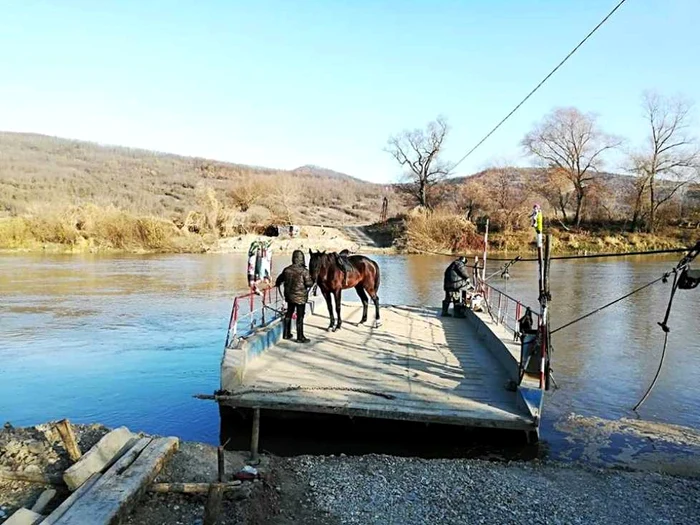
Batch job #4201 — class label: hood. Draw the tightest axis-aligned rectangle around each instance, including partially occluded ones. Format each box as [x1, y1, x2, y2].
[292, 250, 305, 266]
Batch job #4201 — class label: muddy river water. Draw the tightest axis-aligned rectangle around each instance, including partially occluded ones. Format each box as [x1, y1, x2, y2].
[1, 252, 699, 467]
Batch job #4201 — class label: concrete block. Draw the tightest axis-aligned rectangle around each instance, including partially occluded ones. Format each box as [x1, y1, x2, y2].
[4, 508, 43, 525]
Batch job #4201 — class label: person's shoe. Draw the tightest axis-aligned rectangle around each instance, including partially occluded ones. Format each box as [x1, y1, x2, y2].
[283, 319, 293, 340]
[296, 319, 310, 343]
[441, 301, 452, 317]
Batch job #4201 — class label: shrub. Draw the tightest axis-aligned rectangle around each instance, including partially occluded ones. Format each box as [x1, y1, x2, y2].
[401, 210, 481, 253]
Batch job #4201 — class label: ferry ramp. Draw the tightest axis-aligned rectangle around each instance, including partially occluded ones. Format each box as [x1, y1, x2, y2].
[219, 301, 538, 435]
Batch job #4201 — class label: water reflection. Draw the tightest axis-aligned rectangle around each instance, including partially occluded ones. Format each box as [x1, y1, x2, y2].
[0, 252, 698, 448]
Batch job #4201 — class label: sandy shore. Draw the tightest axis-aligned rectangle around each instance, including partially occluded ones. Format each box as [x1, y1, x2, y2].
[209, 226, 395, 255]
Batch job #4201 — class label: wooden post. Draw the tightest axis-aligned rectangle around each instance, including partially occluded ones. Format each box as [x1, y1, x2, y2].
[149, 482, 241, 494]
[203, 484, 225, 525]
[250, 408, 260, 462]
[217, 446, 225, 483]
[54, 419, 82, 462]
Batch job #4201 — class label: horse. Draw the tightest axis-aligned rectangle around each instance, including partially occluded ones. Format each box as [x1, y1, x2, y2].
[308, 250, 381, 331]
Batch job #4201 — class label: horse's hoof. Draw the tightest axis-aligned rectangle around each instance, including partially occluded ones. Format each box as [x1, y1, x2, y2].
[329, 326, 337, 333]
[373, 321, 383, 328]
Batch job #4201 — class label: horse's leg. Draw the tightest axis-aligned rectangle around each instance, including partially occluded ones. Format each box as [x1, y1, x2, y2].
[355, 285, 369, 324]
[334, 288, 343, 331]
[323, 290, 335, 331]
[366, 283, 381, 328]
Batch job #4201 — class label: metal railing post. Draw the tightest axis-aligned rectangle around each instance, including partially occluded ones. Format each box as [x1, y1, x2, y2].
[497, 292, 502, 325]
[262, 289, 267, 326]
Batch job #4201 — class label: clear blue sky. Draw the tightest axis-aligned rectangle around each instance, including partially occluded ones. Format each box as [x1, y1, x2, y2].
[1, 0, 698, 182]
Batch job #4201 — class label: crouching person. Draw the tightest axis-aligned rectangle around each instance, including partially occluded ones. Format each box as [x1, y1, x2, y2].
[443, 256, 471, 318]
[275, 250, 314, 343]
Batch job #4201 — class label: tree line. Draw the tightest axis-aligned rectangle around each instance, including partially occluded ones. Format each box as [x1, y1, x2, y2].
[386, 92, 700, 233]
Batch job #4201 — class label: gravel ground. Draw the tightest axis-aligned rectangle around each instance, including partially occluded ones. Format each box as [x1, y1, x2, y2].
[3, 423, 700, 524]
[282, 455, 700, 525]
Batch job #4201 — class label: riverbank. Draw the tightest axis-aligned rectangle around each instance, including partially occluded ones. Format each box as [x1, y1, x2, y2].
[1, 422, 699, 524]
[0, 216, 396, 255]
[1, 208, 694, 256]
[488, 226, 696, 255]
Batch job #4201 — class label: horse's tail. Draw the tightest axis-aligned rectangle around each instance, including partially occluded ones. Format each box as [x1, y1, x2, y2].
[371, 259, 380, 292]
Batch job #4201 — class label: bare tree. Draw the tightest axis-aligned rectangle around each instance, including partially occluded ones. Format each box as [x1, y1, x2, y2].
[522, 107, 622, 227]
[482, 165, 530, 231]
[454, 178, 488, 222]
[386, 117, 452, 209]
[526, 167, 574, 222]
[628, 92, 699, 232]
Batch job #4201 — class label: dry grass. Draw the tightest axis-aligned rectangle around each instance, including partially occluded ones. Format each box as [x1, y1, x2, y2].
[488, 226, 693, 254]
[399, 210, 482, 253]
[0, 205, 203, 252]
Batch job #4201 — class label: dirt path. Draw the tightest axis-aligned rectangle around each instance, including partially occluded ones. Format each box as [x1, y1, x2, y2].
[342, 226, 380, 248]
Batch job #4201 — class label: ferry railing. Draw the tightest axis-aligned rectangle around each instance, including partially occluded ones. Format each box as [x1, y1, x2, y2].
[224, 286, 286, 349]
[480, 282, 539, 340]
[478, 281, 545, 386]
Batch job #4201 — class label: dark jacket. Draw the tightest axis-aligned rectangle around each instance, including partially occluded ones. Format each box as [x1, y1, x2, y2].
[444, 258, 471, 292]
[275, 250, 313, 305]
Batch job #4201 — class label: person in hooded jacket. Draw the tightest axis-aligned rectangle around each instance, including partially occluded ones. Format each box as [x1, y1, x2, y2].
[275, 250, 314, 343]
[442, 256, 471, 317]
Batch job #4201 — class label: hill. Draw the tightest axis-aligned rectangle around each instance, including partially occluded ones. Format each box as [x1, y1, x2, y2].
[291, 164, 364, 182]
[0, 132, 387, 227]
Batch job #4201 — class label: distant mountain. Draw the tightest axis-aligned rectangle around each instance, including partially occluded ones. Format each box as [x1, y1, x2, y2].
[0, 132, 386, 225]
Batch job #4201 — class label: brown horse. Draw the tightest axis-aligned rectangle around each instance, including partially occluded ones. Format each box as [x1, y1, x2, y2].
[308, 250, 381, 331]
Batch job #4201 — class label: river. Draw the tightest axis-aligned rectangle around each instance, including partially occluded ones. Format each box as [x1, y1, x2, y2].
[1, 252, 699, 460]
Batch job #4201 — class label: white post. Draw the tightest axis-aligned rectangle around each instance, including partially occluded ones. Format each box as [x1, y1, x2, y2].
[482, 219, 489, 283]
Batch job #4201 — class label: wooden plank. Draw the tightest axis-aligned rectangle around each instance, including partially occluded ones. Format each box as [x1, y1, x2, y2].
[63, 427, 137, 490]
[148, 482, 242, 494]
[42, 436, 149, 525]
[50, 437, 178, 525]
[42, 473, 101, 525]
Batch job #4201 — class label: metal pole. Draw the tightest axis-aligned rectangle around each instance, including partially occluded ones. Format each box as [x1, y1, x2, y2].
[262, 289, 266, 326]
[482, 219, 489, 283]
